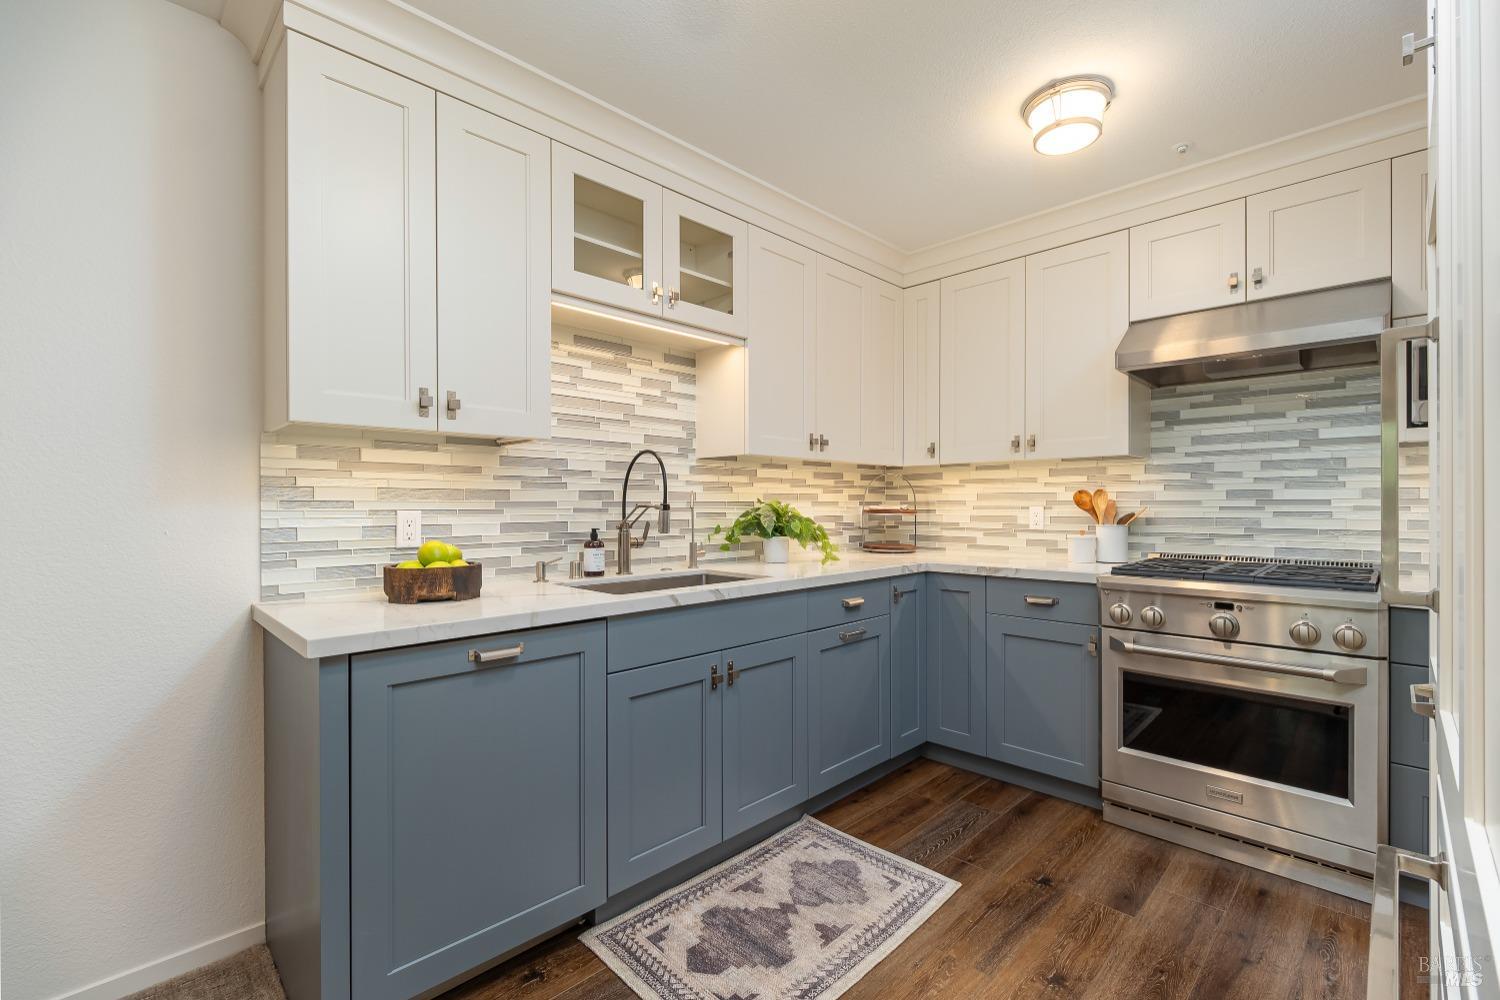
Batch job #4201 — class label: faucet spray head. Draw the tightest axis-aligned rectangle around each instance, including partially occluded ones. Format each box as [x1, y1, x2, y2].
[658, 503, 672, 533]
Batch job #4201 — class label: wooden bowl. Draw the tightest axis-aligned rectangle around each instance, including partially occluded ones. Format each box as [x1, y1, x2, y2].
[383, 562, 483, 604]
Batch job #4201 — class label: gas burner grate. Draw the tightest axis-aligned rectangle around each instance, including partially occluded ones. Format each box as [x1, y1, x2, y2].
[1110, 553, 1380, 593]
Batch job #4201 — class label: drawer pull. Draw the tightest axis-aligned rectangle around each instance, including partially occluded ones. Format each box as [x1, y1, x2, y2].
[839, 628, 867, 643]
[468, 643, 525, 665]
[1410, 682, 1436, 719]
[841, 597, 866, 610]
[1024, 595, 1059, 607]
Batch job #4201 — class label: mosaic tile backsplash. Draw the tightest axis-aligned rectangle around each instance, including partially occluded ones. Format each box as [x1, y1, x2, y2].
[260, 329, 1430, 601]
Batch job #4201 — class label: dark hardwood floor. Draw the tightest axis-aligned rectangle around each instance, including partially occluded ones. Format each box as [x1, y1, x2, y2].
[440, 760, 1429, 1000]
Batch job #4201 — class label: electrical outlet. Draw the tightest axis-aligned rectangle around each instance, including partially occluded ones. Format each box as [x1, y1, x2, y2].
[1028, 506, 1046, 530]
[396, 510, 422, 547]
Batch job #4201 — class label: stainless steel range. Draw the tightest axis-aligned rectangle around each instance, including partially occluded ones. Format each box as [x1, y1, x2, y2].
[1098, 553, 1386, 900]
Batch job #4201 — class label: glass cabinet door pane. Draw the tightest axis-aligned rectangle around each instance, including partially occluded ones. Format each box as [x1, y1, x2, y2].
[573, 175, 646, 292]
[676, 217, 735, 316]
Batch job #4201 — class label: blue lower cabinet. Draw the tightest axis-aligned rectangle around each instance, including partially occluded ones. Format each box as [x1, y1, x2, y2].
[985, 614, 1100, 788]
[890, 574, 927, 755]
[926, 574, 986, 754]
[349, 622, 607, 1000]
[1389, 762, 1430, 854]
[807, 617, 891, 795]
[722, 634, 809, 838]
[606, 653, 725, 894]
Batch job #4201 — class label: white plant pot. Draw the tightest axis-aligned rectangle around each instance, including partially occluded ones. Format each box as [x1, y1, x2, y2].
[761, 536, 790, 563]
[1067, 534, 1098, 564]
[1095, 524, 1129, 564]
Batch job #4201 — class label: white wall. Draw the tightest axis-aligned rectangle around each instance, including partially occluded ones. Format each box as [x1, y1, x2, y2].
[0, 3, 264, 998]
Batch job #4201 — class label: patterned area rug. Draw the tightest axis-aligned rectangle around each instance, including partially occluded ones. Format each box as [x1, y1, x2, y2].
[582, 816, 959, 1000]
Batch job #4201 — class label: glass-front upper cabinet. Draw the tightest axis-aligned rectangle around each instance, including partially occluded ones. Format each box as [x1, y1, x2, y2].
[662, 191, 747, 337]
[552, 144, 663, 315]
[552, 143, 748, 337]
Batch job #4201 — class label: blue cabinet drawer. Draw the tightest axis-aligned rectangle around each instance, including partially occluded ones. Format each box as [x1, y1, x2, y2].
[607, 591, 808, 673]
[807, 578, 892, 632]
[1390, 662, 1431, 769]
[987, 578, 1098, 625]
[1389, 762, 1429, 854]
[1390, 608, 1431, 666]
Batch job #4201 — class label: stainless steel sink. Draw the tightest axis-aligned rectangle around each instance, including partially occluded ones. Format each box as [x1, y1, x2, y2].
[562, 570, 765, 595]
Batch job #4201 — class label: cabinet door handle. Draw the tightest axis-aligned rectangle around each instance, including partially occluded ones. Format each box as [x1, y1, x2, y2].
[726, 660, 737, 686]
[841, 597, 865, 610]
[667, 287, 680, 308]
[1228, 271, 1240, 291]
[819, 434, 829, 451]
[809, 432, 817, 452]
[1024, 595, 1059, 607]
[1251, 266, 1264, 287]
[927, 442, 936, 458]
[445, 390, 461, 420]
[1410, 682, 1436, 719]
[468, 643, 524, 665]
[418, 386, 433, 417]
[838, 628, 867, 643]
[651, 282, 663, 304]
[1010, 434, 1021, 453]
[1026, 433, 1037, 451]
[710, 663, 721, 690]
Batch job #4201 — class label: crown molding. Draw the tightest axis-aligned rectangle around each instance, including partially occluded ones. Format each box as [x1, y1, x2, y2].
[901, 98, 1428, 285]
[279, 0, 908, 283]
[243, 0, 1427, 289]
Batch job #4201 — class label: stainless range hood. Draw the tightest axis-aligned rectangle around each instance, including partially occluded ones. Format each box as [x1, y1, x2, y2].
[1115, 279, 1391, 387]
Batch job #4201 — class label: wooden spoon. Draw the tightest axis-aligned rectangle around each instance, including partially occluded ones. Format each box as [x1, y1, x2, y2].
[1072, 490, 1098, 523]
[1092, 488, 1110, 524]
[1117, 506, 1148, 526]
[1103, 498, 1118, 525]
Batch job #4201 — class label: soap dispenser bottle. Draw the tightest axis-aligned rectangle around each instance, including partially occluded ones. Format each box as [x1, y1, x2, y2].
[582, 528, 606, 577]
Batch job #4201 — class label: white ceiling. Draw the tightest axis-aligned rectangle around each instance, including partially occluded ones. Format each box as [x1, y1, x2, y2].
[405, 0, 1426, 253]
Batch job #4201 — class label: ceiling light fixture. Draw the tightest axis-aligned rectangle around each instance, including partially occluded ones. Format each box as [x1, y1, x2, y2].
[1021, 76, 1114, 156]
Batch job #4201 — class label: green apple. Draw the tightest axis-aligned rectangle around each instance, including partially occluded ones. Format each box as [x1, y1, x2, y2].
[449, 558, 469, 567]
[417, 540, 448, 566]
[443, 543, 463, 563]
[424, 560, 452, 569]
[395, 560, 422, 569]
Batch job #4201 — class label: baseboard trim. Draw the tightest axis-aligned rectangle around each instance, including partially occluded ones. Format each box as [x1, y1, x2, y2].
[46, 923, 266, 1000]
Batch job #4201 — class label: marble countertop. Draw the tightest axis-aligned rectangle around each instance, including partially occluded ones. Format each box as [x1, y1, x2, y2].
[253, 549, 1110, 659]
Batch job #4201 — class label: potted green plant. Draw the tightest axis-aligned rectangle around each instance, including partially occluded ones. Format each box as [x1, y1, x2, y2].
[710, 498, 838, 565]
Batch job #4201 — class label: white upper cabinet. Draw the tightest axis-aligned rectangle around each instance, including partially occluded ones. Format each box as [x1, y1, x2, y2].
[1391, 150, 1431, 319]
[663, 191, 748, 337]
[266, 35, 552, 437]
[939, 261, 1025, 464]
[697, 230, 901, 464]
[813, 256, 867, 462]
[1129, 201, 1247, 320]
[280, 32, 438, 432]
[1025, 232, 1148, 460]
[552, 146, 748, 337]
[436, 95, 552, 440]
[902, 282, 940, 465]
[743, 229, 818, 458]
[861, 277, 904, 467]
[1245, 161, 1391, 301]
[551, 145, 663, 316]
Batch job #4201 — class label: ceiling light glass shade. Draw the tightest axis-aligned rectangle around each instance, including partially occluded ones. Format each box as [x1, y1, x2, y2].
[1022, 78, 1113, 156]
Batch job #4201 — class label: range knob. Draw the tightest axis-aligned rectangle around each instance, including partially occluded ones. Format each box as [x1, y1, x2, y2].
[1208, 612, 1240, 639]
[1333, 623, 1367, 651]
[1289, 620, 1321, 646]
[1108, 602, 1133, 625]
[1140, 605, 1165, 628]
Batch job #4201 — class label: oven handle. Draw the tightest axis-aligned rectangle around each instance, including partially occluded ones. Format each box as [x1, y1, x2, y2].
[1107, 636, 1368, 686]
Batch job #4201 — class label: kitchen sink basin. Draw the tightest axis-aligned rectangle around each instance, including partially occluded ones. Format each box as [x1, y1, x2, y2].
[562, 570, 765, 595]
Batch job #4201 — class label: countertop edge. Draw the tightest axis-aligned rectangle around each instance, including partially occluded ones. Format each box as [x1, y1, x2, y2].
[254, 557, 1108, 660]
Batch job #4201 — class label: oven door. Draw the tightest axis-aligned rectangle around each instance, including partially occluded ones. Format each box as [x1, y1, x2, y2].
[1101, 628, 1381, 853]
